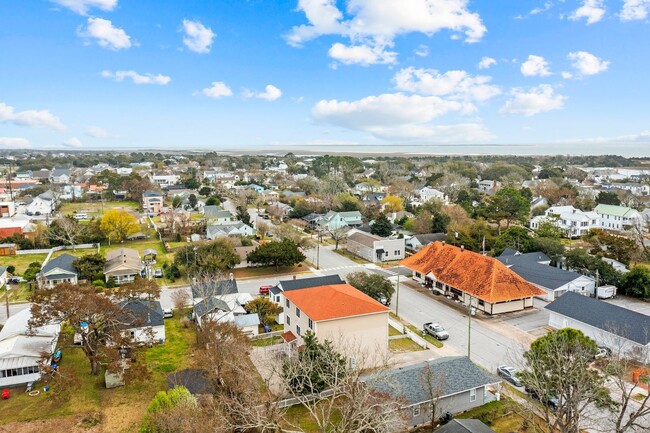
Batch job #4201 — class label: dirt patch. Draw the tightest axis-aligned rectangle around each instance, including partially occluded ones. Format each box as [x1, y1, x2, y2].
[0, 414, 102, 433]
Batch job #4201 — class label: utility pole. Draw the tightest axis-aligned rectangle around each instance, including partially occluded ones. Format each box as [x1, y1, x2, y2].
[467, 295, 473, 359]
[316, 227, 321, 270]
[5, 285, 9, 320]
[395, 272, 400, 316]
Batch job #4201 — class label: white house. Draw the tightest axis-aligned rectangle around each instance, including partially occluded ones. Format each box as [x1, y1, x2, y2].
[38, 253, 79, 288]
[151, 174, 181, 187]
[316, 211, 363, 232]
[417, 186, 447, 203]
[530, 205, 600, 238]
[0, 309, 60, 387]
[346, 231, 405, 263]
[118, 300, 166, 344]
[26, 190, 57, 216]
[547, 292, 650, 362]
[594, 204, 642, 231]
[478, 180, 500, 193]
[206, 222, 254, 239]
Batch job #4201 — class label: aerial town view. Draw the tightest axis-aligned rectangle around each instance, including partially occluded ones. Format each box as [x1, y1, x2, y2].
[1, 1, 650, 432]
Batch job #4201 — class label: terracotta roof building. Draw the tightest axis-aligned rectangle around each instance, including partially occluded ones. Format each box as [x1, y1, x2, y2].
[400, 242, 545, 315]
[281, 282, 389, 367]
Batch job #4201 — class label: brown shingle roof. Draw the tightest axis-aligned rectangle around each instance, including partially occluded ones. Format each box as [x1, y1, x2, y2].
[348, 231, 382, 248]
[400, 242, 545, 303]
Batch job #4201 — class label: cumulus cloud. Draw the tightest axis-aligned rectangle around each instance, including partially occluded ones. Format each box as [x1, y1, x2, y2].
[568, 51, 609, 76]
[287, 0, 486, 65]
[570, 0, 606, 24]
[78, 17, 131, 50]
[101, 70, 171, 85]
[500, 84, 566, 116]
[521, 55, 552, 77]
[328, 41, 397, 66]
[63, 137, 83, 148]
[0, 137, 31, 149]
[182, 19, 215, 54]
[243, 84, 282, 101]
[620, 0, 650, 21]
[202, 81, 233, 98]
[515, 1, 553, 19]
[50, 0, 117, 15]
[85, 125, 110, 138]
[393, 67, 500, 107]
[0, 102, 66, 131]
[478, 56, 496, 69]
[311, 93, 491, 142]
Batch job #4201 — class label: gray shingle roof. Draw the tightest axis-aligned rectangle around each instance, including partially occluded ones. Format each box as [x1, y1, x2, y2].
[41, 253, 77, 275]
[118, 300, 164, 328]
[497, 252, 584, 290]
[367, 356, 500, 406]
[546, 292, 650, 345]
[434, 419, 496, 433]
[278, 275, 344, 292]
[194, 296, 230, 319]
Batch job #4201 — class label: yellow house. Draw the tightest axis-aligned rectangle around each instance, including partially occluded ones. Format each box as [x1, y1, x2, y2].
[282, 283, 390, 367]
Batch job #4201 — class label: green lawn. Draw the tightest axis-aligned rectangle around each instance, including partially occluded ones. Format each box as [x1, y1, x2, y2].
[60, 201, 139, 217]
[457, 399, 549, 433]
[251, 335, 283, 347]
[388, 325, 403, 336]
[0, 253, 48, 275]
[0, 311, 197, 430]
[389, 337, 425, 352]
[404, 323, 444, 348]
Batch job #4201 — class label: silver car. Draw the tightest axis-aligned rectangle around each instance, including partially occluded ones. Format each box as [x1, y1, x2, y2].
[423, 322, 449, 340]
[497, 365, 522, 387]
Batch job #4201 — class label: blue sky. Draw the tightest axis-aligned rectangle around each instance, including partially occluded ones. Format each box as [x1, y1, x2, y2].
[1, 0, 649, 155]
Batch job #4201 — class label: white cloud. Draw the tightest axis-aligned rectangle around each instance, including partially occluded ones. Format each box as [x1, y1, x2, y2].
[181, 19, 215, 54]
[101, 70, 171, 85]
[85, 125, 110, 138]
[414, 44, 429, 57]
[561, 71, 573, 79]
[287, 0, 486, 65]
[328, 41, 397, 66]
[570, 0, 606, 24]
[558, 130, 650, 144]
[0, 137, 31, 148]
[568, 51, 610, 76]
[515, 1, 553, 19]
[621, 0, 650, 21]
[520, 55, 552, 77]
[243, 84, 282, 101]
[50, 0, 117, 15]
[500, 85, 566, 116]
[202, 81, 233, 98]
[63, 137, 83, 148]
[393, 67, 500, 106]
[0, 102, 66, 131]
[78, 17, 131, 50]
[311, 93, 491, 142]
[478, 56, 497, 69]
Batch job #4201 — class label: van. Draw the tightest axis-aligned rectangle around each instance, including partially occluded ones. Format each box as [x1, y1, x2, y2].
[74, 213, 88, 220]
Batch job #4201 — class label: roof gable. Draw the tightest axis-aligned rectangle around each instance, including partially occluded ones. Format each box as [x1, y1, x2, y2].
[278, 274, 344, 292]
[41, 253, 77, 275]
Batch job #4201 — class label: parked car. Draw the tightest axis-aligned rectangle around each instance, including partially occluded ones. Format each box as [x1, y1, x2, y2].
[163, 308, 173, 318]
[8, 276, 25, 284]
[497, 365, 522, 387]
[378, 296, 389, 306]
[154, 269, 163, 278]
[259, 285, 273, 295]
[423, 322, 449, 340]
[526, 385, 559, 410]
[594, 346, 612, 360]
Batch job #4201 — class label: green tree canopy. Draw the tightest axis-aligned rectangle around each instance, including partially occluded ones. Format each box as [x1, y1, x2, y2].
[346, 271, 394, 303]
[175, 239, 241, 275]
[371, 214, 392, 238]
[73, 254, 106, 282]
[246, 239, 306, 270]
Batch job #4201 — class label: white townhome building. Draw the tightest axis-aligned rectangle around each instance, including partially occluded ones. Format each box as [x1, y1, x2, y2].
[530, 205, 600, 238]
[594, 204, 642, 231]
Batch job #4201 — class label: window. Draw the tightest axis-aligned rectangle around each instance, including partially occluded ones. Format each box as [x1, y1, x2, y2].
[296, 307, 301, 318]
[394, 250, 400, 255]
[413, 405, 421, 417]
[470, 388, 477, 402]
[296, 325, 301, 336]
[286, 316, 291, 325]
[275, 296, 280, 303]
[308, 318, 313, 329]
[286, 299, 290, 308]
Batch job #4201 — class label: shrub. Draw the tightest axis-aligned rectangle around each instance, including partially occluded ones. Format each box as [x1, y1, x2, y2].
[93, 279, 106, 288]
[6, 265, 15, 274]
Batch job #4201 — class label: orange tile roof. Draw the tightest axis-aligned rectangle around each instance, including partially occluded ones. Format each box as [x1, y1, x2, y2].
[400, 242, 546, 303]
[283, 283, 390, 322]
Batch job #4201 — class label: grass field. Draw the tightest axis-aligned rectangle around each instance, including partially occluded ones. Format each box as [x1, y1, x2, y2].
[251, 335, 283, 347]
[456, 399, 549, 433]
[0, 311, 197, 432]
[59, 201, 139, 218]
[389, 337, 425, 352]
[0, 253, 48, 274]
[388, 325, 403, 336]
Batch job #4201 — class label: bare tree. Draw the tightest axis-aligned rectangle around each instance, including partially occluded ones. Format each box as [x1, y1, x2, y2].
[170, 288, 190, 311]
[329, 226, 348, 250]
[419, 361, 450, 431]
[46, 215, 83, 249]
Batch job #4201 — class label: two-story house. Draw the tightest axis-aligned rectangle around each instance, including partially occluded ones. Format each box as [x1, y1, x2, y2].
[529, 205, 600, 238]
[594, 204, 642, 231]
[346, 231, 405, 262]
[142, 190, 164, 214]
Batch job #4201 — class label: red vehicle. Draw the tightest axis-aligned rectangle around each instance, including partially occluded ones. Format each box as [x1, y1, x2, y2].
[259, 285, 273, 295]
[2, 389, 9, 399]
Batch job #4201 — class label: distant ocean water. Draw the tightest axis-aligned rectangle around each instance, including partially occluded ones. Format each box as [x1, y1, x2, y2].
[229, 142, 650, 157]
